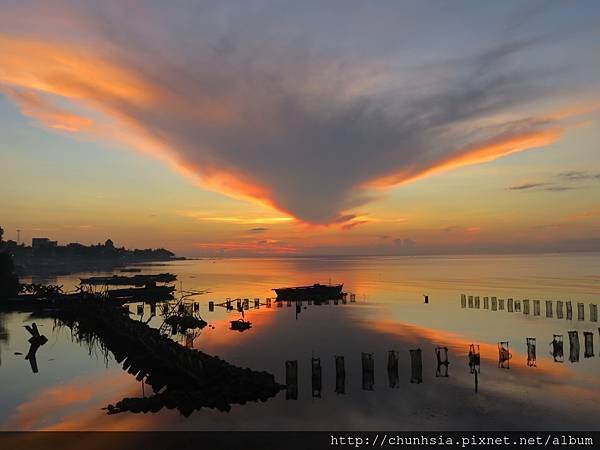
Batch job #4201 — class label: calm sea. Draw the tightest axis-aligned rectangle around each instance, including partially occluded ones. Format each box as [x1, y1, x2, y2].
[1, 254, 599, 430]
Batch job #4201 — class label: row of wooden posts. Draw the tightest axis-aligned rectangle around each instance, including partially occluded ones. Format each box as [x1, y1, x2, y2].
[133, 294, 357, 317]
[284, 348, 442, 399]
[284, 330, 600, 398]
[461, 294, 599, 322]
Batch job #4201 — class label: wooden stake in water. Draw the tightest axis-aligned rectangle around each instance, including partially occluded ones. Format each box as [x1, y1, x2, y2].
[577, 303, 585, 321]
[583, 332, 594, 358]
[550, 335, 564, 363]
[556, 301, 563, 319]
[387, 350, 399, 388]
[311, 357, 322, 398]
[409, 349, 423, 384]
[362, 352, 375, 390]
[285, 360, 298, 400]
[498, 341, 511, 369]
[335, 356, 345, 394]
[545, 301, 553, 318]
[590, 304, 598, 322]
[526, 338, 536, 367]
[568, 331, 580, 363]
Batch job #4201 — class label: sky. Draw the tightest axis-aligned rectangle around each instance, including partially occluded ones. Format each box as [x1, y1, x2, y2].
[1, 0, 599, 257]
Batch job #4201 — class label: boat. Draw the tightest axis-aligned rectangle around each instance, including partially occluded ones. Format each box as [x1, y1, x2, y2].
[273, 283, 343, 301]
[230, 319, 252, 332]
[106, 285, 175, 301]
[80, 273, 176, 286]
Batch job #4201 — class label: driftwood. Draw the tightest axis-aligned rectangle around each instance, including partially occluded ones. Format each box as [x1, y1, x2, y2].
[24, 323, 48, 373]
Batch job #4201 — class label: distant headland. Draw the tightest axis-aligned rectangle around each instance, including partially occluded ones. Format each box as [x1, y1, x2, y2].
[0, 226, 183, 276]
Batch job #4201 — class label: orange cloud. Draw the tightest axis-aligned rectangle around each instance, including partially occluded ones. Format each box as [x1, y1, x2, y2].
[0, 29, 593, 226]
[370, 128, 562, 188]
[3, 88, 94, 132]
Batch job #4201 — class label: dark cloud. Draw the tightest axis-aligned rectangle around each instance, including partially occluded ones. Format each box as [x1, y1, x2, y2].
[559, 171, 600, 181]
[508, 170, 600, 192]
[247, 227, 268, 233]
[0, 2, 588, 224]
[507, 182, 552, 190]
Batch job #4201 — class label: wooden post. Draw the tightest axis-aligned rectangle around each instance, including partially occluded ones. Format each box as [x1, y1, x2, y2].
[577, 303, 585, 321]
[498, 341, 511, 369]
[361, 352, 375, 390]
[285, 360, 298, 400]
[335, 355, 345, 394]
[584, 332, 594, 358]
[545, 301, 553, 318]
[551, 334, 564, 362]
[311, 357, 322, 398]
[526, 338, 536, 367]
[409, 349, 422, 383]
[590, 304, 598, 322]
[387, 350, 399, 388]
[435, 346, 449, 378]
[556, 301, 563, 319]
[568, 331, 579, 362]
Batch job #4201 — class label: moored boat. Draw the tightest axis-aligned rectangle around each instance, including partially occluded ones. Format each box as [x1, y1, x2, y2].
[106, 285, 175, 301]
[273, 283, 343, 301]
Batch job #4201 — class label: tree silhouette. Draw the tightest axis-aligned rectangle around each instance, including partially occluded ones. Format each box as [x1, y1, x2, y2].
[0, 252, 20, 298]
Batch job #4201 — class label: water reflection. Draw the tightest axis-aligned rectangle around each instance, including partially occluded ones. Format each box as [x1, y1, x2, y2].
[1, 254, 600, 430]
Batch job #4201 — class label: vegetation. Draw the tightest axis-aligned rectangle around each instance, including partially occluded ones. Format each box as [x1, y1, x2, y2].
[0, 252, 20, 298]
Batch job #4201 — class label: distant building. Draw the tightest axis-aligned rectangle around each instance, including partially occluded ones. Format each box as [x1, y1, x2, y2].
[105, 239, 114, 249]
[31, 237, 58, 249]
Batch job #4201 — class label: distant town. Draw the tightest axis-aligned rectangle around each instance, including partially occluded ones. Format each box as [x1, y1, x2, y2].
[0, 226, 182, 275]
